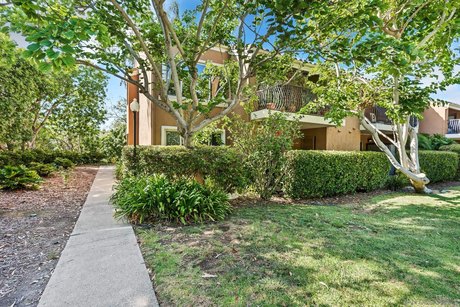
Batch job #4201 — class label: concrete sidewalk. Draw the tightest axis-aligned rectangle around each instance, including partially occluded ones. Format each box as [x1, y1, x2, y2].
[38, 166, 158, 307]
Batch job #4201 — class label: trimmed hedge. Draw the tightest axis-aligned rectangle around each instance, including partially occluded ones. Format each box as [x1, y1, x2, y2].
[439, 144, 460, 179]
[419, 150, 458, 183]
[0, 149, 105, 167]
[121, 146, 247, 192]
[283, 151, 391, 198]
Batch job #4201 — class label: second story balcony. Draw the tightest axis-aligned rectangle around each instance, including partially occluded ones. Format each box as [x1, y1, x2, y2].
[361, 106, 393, 132]
[448, 119, 460, 134]
[251, 84, 336, 128]
[254, 84, 317, 113]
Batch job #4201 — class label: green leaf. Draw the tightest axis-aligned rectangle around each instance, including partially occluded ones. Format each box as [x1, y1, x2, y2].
[40, 40, 52, 47]
[61, 45, 75, 53]
[38, 62, 53, 72]
[27, 43, 41, 52]
[22, 50, 34, 58]
[63, 30, 75, 39]
[62, 55, 76, 66]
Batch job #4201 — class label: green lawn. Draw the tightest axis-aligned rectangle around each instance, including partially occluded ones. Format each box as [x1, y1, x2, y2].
[137, 188, 460, 306]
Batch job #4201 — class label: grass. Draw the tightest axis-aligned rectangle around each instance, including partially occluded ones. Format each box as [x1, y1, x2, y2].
[137, 188, 460, 306]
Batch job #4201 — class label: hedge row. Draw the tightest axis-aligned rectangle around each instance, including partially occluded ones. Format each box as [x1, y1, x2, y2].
[420, 150, 458, 182]
[439, 144, 460, 179]
[283, 151, 391, 198]
[121, 146, 247, 192]
[121, 146, 459, 198]
[0, 149, 105, 167]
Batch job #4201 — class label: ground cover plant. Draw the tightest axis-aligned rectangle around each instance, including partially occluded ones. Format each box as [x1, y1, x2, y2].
[0, 165, 42, 190]
[137, 187, 460, 306]
[111, 174, 231, 225]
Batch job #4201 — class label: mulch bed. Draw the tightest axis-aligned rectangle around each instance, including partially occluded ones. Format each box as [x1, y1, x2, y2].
[0, 166, 98, 307]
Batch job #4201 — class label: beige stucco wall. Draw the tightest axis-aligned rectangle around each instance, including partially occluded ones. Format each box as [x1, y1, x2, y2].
[325, 117, 361, 151]
[419, 105, 448, 135]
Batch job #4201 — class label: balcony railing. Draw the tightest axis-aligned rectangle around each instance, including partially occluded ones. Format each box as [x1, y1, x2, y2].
[448, 119, 460, 134]
[254, 84, 318, 113]
[364, 106, 392, 125]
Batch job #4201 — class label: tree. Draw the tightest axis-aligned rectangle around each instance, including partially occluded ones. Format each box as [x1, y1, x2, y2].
[4, 0, 299, 147]
[264, 0, 460, 192]
[101, 99, 127, 160]
[0, 33, 107, 150]
[37, 68, 108, 152]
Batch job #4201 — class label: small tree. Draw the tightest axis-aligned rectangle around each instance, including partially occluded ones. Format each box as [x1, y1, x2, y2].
[4, 0, 300, 147]
[226, 112, 301, 199]
[264, 0, 460, 192]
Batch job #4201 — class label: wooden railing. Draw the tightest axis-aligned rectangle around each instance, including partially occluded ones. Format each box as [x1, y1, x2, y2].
[448, 119, 460, 134]
[254, 84, 318, 113]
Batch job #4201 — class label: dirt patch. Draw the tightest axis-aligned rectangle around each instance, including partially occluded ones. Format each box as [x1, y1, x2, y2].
[0, 166, 98, 307]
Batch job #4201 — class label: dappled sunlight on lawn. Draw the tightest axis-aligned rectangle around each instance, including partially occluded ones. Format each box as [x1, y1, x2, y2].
[137, 187, 460, 306]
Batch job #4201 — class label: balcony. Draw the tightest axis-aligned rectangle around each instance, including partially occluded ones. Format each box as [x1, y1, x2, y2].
[446, 119, 460, 139]
[254, 84, 316, 113]
[361, 106, 393, 132]
[251, 85, 335, 128]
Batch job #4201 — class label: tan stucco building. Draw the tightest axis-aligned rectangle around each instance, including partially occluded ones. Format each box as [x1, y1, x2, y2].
[126, 48, 459, 150]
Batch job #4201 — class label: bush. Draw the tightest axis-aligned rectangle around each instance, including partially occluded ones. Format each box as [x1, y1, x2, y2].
[54, 157, 75, 169]
[386, 171, 410, 191]
[439, 144, 460, 179]
[121, 146, 247, 192]
[0, 149, 105, 167]
[418, 134, 453, 150]
[0, 165, 42, 190]
[226, 112, 301, 199]
[28, 162, 55, 177]
[111, 174, 231, 224]
[283, 151, 391, 198]
[419, 150, 458, 183]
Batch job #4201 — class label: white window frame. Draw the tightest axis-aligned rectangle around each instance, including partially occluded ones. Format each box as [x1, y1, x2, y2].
[161, 126, 184, 146]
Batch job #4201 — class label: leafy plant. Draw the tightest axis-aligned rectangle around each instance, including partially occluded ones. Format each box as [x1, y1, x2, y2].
[419, 151, 458, 183]
[54, 157, 75, 169]
[0, 165, 42, 190]
[111, 175, 231, 225]
[226, 112, 301, 199]
[283, 151, 390, 199]
[418, 134, 453, 150]
[28, 162, 55, 177]
[439, 144, 460, 179]
[386, 172, 410, 191]
[121, 145, 247, 193]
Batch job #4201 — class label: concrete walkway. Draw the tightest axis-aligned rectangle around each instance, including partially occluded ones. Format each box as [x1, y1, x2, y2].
[38, 166, 158, 307]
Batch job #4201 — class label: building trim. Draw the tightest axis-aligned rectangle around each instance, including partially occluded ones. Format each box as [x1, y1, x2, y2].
[446, 133, 460, 140]
[250, 109, 336, 127]
[160, 125, 183, 146]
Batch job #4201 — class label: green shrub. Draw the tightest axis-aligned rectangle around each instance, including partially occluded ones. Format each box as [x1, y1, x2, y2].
[28, 162, 56, 177]
[283, 151, 391, 198]
[54, 157, 75, 169]
[121, 146, 247, 192]
[418, 134, 453, 150]
[439, 144, 460, 179]
[111, 174, 231, 224]
[0, 149, 105, 167]
[0, 165, 42, 190]
[386, 171, 410, 191]
[226, 112, 301, 200]
[419, 150, 458, 183]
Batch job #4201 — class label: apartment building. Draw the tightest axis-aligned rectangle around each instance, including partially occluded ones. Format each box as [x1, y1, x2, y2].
[126, 48, 456, 150]
[419, 102, 460, 142]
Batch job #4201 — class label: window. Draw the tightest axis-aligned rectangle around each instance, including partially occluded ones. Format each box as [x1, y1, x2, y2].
[161, 126, 184, 146]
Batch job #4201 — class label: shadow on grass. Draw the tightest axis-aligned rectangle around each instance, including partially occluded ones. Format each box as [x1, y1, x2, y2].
[140, 189, 460, 306]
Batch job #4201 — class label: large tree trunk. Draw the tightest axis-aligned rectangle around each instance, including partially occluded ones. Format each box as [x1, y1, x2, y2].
[361, 117, 430, 193]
